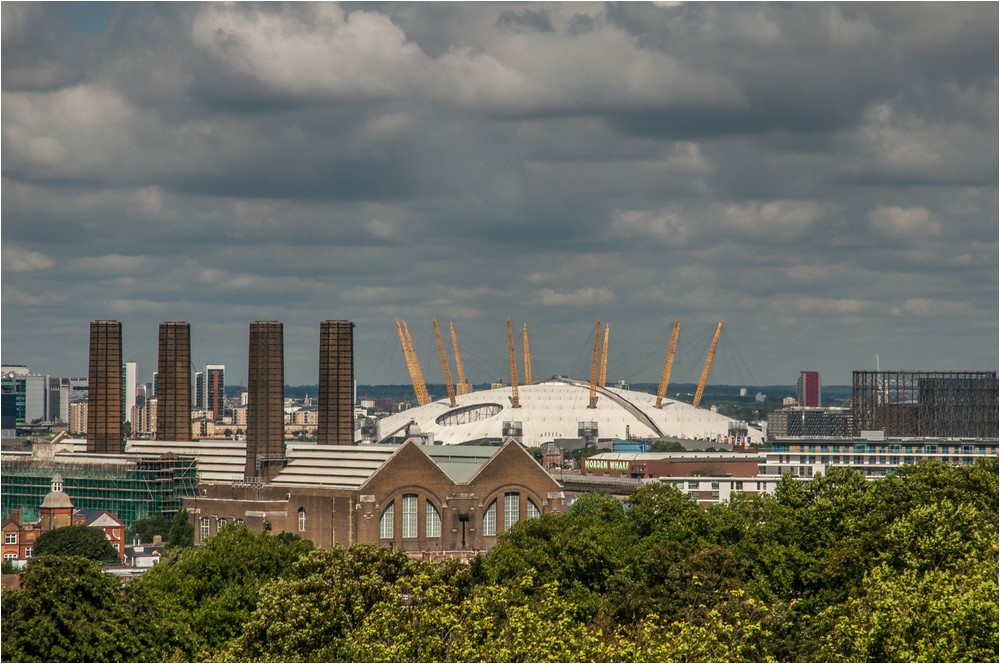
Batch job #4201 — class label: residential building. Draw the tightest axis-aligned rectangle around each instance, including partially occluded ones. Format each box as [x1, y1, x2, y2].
[797, 371, 821, 407]
[759, 433, 999, 480]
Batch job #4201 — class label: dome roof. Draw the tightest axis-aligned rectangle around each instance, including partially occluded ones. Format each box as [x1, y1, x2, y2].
[40, 490, 74, 509]
[376, 376, 762, 447]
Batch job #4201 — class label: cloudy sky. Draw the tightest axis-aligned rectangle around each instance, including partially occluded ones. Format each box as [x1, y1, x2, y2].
[2, 2, 997, 390]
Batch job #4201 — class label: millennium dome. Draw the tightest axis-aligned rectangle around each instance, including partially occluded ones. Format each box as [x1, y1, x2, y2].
[375, 376, 762, 447]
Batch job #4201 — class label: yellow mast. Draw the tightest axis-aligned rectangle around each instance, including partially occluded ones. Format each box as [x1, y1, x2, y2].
[522, 323, 533, 385]
[395, 321, 430, 406]
[402, 321, 431, 406]
[506, 319, 520, 408]
[449, 322, 470, 395]
[655, 320, 680, 408]
[588, 319, 601, 409]
[433, 320, 457, 407]
[693, 321, 723, 409]
[599, 323, 610, 387]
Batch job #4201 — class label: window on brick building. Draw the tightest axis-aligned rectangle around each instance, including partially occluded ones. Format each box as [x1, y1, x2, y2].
[379, 503, 394, 539]
[426, 503, 441, 538]
[201, 518, 211, 540]
[482, 501, 496, 536]
[527, 499, 541, 520]
[4, 533, 16, 545]
[298, 508, 306, 532]
[402, 495, 418, 539]
[504, 493, 519, 530]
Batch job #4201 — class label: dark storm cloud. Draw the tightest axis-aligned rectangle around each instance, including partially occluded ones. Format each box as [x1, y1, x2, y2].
[2, 2, 996, 388]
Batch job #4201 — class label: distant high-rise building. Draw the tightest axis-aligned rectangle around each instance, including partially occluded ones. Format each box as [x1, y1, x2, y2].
[797, 371, 821, 408]
[123, 362, 138, 430]
[156, 322, 192, 442]
[87, 320, 124, 454]
[318, 320, 355, 446]
[246, 321, 284, 478]
[204, 365, 225, 421]
[194, 371, 205, 409]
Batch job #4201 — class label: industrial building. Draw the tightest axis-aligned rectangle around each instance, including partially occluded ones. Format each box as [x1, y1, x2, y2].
[852, 370, 997, 437]
[156, 322, 192, 441]
[178, 437, 563, 553]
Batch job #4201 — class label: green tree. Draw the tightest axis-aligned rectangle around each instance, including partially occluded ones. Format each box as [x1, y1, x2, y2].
[34, 526, 118, 562]
[166, 507, 194, 550]
[230, 545, 414, 662]
[133, 525, 313, 659]
[1, 556, 134, 662]
[126, 514, 172, 544]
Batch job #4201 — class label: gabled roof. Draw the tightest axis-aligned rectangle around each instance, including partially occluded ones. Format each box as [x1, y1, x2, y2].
[75, 509, 124, 528]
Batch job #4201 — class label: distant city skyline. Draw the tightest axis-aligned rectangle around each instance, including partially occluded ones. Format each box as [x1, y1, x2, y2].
[2, 4, 997, 388]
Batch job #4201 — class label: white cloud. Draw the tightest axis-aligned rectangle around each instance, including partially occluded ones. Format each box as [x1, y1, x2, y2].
[2, 246, 55, 272]
[537, 288, 614, 306]
[869, 205, 941, 239]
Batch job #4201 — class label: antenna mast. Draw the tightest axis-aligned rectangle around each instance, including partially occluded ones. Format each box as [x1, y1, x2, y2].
[450, 323, 470, 395]
[506, 319, 520, 408]
[599, 324, 610, 387]
[588, 320, 601, 409]
[693, 321, 723, 409]
[433, 320, 457, 407]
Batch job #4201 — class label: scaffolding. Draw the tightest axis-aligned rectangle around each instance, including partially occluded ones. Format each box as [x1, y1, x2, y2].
[852, 371, 998, 437]
[1, 455, 198, 527]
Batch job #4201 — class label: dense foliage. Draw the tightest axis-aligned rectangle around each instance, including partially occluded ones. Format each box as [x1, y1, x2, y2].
[1, 459, 996, 662]
[34, 525, 119, 562]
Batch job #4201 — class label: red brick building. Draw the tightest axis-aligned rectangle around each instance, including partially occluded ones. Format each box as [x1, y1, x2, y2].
[2, 474, 125, 563]
[186, 439, 564, 554]
[581, 451, 763, 480]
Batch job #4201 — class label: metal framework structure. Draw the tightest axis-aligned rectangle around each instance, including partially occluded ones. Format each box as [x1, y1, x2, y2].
[852, 370, 998, 437]
[1, 455, 198, 527]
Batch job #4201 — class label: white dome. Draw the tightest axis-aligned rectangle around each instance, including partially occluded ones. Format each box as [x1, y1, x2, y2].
[376, 376, 761, 446]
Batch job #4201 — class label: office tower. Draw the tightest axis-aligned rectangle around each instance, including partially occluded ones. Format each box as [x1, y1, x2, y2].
[156, 322, 192, 441]
[797, 371, 821, 408]
[204, 365, 225, 421]
[87, 320, 124, 453]
[152, 372, 158, 397]
[123, 362, 138, 430]
[318, 320, 355, 445]
[47, 377, 71, 424]
[246, 321, 284, 478]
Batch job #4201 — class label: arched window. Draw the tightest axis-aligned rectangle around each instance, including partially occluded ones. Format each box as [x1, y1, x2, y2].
[379, 503, 394, 539]
[482, 501, 496, 536]
[426, 502, 441, 538]
[527, 499, 541, 519]
[235, 518, 245, 526]
[504, 492, 519, 530]
[298, 507, 306, 532]
[219, 517, 228, 529]
[402, 494, 418, 539]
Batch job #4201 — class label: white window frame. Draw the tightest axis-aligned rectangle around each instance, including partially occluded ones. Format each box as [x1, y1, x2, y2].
[379, 503, 394, 539]
[483, 501, 496, 536]
[4, 533, 16, 545]
[201, 517, 211, 540]
[526, 499, 541, 520]
[402, 495, 418, 539]
[297, 508, 306, 532]
[426, 502, 441, 538]
[504, 492, 519, 530]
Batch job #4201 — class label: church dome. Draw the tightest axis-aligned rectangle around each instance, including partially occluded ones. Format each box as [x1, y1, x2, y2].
[40, 490, 74, 509]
